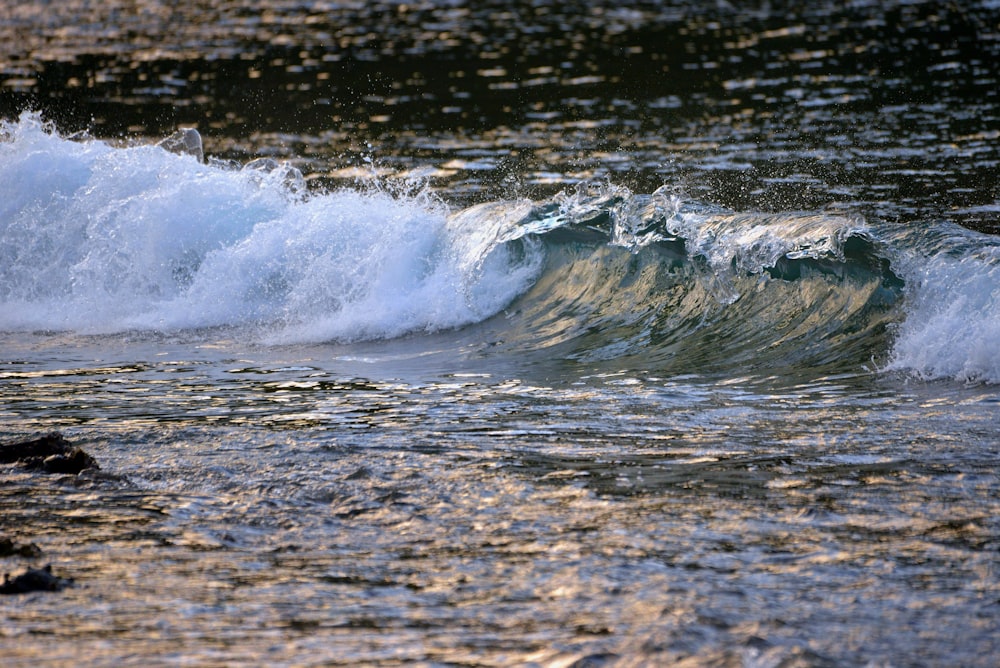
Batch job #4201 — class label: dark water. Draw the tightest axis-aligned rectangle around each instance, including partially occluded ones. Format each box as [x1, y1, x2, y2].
[2, 1, 1000, 666]
[4, 0, 1000, 226]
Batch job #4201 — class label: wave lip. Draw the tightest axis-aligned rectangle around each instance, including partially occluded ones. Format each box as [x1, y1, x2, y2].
[482, 183, 905, 375]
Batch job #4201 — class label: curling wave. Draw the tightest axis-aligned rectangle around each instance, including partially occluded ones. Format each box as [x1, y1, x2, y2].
[468, 182, 905, 375]
[3, 113, 999, 382]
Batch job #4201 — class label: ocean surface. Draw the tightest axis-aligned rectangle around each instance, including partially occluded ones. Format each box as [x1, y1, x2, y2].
[2, 1, 999, 665]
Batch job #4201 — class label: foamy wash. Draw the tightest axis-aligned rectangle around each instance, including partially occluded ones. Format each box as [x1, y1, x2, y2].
[2, 113, 998, 382]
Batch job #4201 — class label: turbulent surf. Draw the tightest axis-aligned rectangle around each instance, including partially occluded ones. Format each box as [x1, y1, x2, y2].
[5, 113, 1000, 382]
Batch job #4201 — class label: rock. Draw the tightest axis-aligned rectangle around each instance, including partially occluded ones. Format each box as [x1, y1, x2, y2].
[0, 432, 73, 463]
[157, 127, 204, 163]
[42, 448, 99, 474]
[0, 537, 42, 558]
[0, 432, 99, 474]
[0, 565, 73, 595]
[568, 653, 620, 668]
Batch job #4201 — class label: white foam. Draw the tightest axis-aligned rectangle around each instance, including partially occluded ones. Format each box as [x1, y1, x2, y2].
[888, 244, 1000, 384]
[0, 113, 542, 342]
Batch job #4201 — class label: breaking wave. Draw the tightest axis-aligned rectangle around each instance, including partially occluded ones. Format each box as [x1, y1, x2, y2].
[2, 112, 998, 382]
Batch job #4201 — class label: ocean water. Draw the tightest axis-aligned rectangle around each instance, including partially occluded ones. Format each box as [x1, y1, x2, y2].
[2, 1, 1000, 666]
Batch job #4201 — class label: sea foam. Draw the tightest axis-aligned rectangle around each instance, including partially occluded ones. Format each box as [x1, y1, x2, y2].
[0, 113, 542, 342]
[888, 243, 1000, 384]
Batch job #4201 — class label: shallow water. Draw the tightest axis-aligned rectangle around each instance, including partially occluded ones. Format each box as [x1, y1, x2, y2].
[2, 1, 1000, 666]
[2, 334, 999, 666]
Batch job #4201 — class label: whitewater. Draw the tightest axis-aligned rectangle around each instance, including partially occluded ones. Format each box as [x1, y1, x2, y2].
[0, 115, 541, 342]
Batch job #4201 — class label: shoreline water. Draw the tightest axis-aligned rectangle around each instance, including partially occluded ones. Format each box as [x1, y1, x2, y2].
[3, 1, 1000, 664]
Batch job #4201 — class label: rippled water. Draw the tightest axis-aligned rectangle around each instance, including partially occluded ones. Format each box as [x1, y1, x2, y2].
[3, 336, 999, 666]
[2, 1, 1000, 666]
[4, 0, 999, 226]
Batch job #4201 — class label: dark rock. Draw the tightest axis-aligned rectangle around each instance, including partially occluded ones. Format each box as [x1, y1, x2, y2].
[568, 653, 619, 668]
[0, 432, 73, 463]
[0, 432, 99, 473]
[42, 448, 98, 474]
[0, 536, 42, 558]
[0, 564, 73, 595]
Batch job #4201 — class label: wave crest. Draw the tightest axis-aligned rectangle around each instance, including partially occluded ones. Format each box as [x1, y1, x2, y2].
[485, 187, 904, 374]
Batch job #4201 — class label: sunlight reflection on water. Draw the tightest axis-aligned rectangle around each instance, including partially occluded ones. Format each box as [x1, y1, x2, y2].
[2, 0, 1000, 664]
